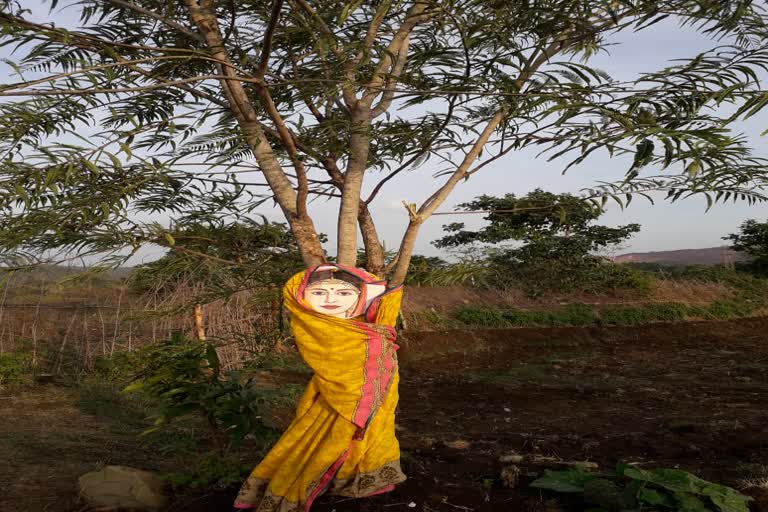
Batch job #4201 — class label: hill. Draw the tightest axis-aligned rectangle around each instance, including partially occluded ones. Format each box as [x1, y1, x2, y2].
[613, 246, 744, 266]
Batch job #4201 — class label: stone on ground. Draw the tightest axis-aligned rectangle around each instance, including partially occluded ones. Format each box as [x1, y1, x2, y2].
[78, 465, 167, 510]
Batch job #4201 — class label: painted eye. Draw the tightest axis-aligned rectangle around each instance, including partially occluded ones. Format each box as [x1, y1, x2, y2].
[309, 290, 325, 296]
[337, 291, 356, 296]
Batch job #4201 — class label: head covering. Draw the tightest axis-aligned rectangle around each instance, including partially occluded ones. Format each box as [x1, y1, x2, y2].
[306, 267, 364, 291]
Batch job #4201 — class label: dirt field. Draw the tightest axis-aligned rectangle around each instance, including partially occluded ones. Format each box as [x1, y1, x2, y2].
[2, 317, 768, 512]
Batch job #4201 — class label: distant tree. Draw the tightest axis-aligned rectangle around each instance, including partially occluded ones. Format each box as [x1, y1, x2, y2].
[1, 1, 768, 289]
[434, 190, 642, 293]
[129, 219, 306, 297]
[724, 219, 768, 275]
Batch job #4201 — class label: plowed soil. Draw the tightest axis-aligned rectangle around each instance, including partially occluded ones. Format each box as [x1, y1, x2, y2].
[2, 317, 768, 512]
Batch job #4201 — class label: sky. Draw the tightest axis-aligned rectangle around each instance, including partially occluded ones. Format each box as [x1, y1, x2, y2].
[3, 2, 768, 264]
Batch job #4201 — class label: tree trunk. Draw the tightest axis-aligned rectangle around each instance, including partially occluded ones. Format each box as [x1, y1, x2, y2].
[358, 203, 385, 275]
[337, 108, 372, 266]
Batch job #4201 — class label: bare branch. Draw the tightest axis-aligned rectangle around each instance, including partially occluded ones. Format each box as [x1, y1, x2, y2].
[257, 0, 284, 79]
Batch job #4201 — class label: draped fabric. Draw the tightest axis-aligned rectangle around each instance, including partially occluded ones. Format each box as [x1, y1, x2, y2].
[235, 265, 406, 512]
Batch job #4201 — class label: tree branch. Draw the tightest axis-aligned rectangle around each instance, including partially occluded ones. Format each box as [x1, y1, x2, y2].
[257, 0, 284, 79]
[360, 1, 431, 108]
[104, 0, 203, 42]
[183, 0, 325, 266]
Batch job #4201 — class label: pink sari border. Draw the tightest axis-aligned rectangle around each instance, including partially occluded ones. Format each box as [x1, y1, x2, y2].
[305, 449, 351, 511]
[352, 322, 384, 429]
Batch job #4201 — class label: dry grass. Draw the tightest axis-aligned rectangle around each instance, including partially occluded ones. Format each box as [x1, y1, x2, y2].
[0, 273, 283, 373]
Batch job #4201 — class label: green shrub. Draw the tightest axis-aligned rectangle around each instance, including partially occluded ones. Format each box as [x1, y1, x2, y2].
[559, 303, 600, 326]
[93, 351, 135, 382]
[599, 303, 692, 325]
[0, 347, 33, 389]
[123, 332, 274, 451]
[453, 306, 510, 327]
[644, 303, 690, 322]
[500, 309, 537, 327]
[163, 451, 253, 490]
[706, 300, 750, 320]
[531, 463, 751, 512]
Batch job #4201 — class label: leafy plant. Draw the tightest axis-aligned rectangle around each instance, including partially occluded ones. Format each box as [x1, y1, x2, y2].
[123, 332, 273, 451]
[162, 451, 253, 490]
[0, 346, 33, 389]
[531, 463, 752, 512]
[127, 219, 308, 297]
[724, 219, 768, 276]
[433, 190, 644, 296]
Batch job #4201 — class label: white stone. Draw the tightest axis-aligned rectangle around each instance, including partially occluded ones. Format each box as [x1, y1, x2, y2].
[78, 465, 168, 510]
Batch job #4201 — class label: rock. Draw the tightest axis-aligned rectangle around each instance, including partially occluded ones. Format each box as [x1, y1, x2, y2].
[499, 452, 525, 464]
[445, 439, 471, 450]
[78, 465, 168, 511]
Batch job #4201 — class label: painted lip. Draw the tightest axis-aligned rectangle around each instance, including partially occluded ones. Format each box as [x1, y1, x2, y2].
[321, 305, 341, 310]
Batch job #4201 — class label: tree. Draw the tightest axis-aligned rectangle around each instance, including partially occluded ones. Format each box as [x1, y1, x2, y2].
[724, 218, 768, 275]
[128, 219, 306, 296]
[1, 1, 768, 287]
[434, 190, 642, 293]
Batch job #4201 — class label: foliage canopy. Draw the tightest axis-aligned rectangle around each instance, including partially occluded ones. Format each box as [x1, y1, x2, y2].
[434, 190, 642, 293]
[1, 0, 767, 285]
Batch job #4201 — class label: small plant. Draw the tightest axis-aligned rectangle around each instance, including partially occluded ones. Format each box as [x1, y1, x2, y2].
[453, 306, 510, 327]
[531, 463, 751, 512]
[0, 347, 33, 390]
[163, 451, 253, 490]
[123, 332, 273, 451]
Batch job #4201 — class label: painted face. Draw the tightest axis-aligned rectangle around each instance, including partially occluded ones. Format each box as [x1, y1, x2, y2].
[304, 280, 361, 318]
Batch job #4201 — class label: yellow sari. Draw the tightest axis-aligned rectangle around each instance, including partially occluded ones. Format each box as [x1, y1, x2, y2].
[235, 265, 406, 511]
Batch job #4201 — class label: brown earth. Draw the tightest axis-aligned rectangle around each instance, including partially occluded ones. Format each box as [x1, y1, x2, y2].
[2, 318, 768, 512]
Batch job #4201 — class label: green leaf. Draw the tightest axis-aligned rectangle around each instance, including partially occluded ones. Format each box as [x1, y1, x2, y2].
[705, 484, 752, 512]
[674, 492, 710, 512]
[123, 380, 145, 393]
[338, 0, 364, 24]
[119, 142, 133, 160]
[623, 467, 751, 512]
[638, 488, 676, 508]
[687, 160, 702, 177]
[531, 469, 599, 493]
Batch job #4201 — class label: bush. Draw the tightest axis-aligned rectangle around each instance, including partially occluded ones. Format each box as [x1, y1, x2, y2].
[123, 333, 273, 451]
[531, 463, 751, 512]
[163, 451, 253, 490]
[0, 349, 32, 389]
[0, 347, 33, 389]
[559, 304, 600, 326]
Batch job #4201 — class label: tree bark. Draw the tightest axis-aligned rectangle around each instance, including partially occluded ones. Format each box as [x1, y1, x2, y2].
[336, 107, 371, 265]
[358, 203, 385, 275]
